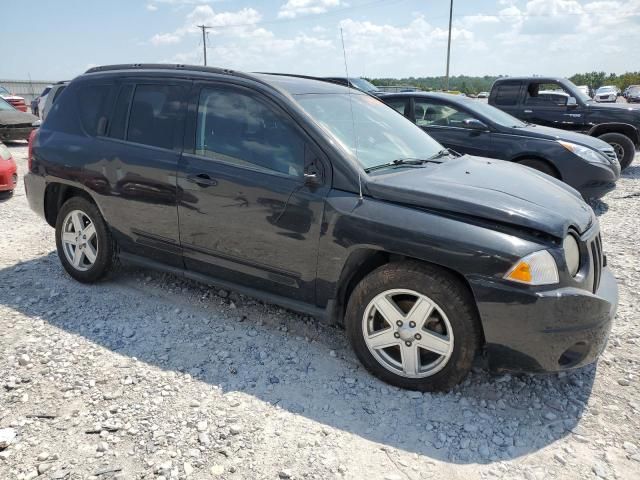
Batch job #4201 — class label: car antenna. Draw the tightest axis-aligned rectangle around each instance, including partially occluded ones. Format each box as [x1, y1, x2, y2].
[340, 27, 363, 202]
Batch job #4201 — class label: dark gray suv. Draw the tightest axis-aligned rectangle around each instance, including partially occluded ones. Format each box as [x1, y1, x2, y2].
[25, 64, 618, 391]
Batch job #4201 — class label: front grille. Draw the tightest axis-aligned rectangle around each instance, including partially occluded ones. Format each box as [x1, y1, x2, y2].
[589, 233, 603, 293]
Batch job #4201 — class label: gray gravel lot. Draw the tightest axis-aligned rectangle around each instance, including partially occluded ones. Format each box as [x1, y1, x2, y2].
[1, 143, 639, 480]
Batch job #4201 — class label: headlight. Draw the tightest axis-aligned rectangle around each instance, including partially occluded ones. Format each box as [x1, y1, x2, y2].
[557, 141, 609, 164]
[563, 234, 580, 276]
[32, 119, 42, 127]
[504, 250, 559, 285]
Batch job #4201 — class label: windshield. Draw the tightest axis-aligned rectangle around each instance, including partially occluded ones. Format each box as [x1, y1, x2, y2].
[0, 86, 10, 95]
[462, 99, 526, 128]
[597, 86, 615, 93]
[563, 79, 591, 103]
[0, 97, 15, 111]
[295, 93, 443, 170]
[350, 78, 380, 93]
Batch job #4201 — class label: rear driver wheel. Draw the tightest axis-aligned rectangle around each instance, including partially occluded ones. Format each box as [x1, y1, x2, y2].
[345, 261, 481, 391]
[55, 196, 115, 283]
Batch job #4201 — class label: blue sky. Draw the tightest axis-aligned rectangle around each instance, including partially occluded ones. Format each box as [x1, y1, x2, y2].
[3, 0, 639, 81]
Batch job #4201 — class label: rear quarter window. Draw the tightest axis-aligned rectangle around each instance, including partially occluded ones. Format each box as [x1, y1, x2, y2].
[77, 84, 113, 136]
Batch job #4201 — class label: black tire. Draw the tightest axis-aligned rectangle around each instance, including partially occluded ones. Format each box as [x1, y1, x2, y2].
[517, 158, 559, 178]
[55, 196, 115, 283]
[345, 261, 481, 392]
[597, 132, 635, 170]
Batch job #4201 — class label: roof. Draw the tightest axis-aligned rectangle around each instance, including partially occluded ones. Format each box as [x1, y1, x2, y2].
[492, 76, 568, 83]
[83, 64, 354, 96]
[378, 91, 475, 104]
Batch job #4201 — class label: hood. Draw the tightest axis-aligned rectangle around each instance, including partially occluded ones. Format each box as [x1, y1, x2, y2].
[366, 156, 593, 238]
[516, 124, 611, 151]
[0, 110, 38, 126]
[587, 101, 640, 112]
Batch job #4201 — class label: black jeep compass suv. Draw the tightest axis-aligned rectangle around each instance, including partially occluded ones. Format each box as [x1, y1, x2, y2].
[24, 64, 618, 391]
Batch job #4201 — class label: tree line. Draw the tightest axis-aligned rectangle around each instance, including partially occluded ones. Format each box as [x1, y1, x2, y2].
[370, 72, 640, 94]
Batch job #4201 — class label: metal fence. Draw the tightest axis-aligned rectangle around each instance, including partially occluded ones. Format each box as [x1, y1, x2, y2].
[0, 79, 58, 103]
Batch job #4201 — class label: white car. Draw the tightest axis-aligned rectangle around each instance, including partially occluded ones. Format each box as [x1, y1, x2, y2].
[37, 85, 53, 118]
[40, 82, 69, 121]
[476, 92, 489, 98]
[595, 86, 617, 103]
[577, 85, 591, 98]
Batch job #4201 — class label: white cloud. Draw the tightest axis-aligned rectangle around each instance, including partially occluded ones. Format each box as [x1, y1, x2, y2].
[147, 4, 158, 12]
[278, 0, 342, 19]
[151, 32, 182, 45]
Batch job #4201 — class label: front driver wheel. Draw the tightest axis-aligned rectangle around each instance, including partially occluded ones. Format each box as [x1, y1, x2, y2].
[55, 196, 115, 283]
[598, 132, 635, 170]
[345, 262, 481, 391]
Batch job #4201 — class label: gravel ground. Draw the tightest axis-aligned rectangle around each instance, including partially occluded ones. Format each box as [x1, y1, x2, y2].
[1, 143, 639, 480]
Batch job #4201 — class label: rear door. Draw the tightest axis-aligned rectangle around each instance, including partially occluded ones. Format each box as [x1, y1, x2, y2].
[97, 79, 191, 266]
[176, 81, 330, 303]
[411, 97, 492, 157]
[489, 81, 523, 118]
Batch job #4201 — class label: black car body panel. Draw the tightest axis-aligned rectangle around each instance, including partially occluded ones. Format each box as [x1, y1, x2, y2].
[488, 77, 640, 147]
[380, 91, 620, 198]
[25, 64, 617, 376]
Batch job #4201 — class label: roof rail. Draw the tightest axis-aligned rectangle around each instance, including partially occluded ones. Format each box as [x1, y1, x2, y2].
[84, 63, 236, 76]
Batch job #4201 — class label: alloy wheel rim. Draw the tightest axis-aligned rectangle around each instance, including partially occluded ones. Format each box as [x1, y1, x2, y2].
[362, 289, 454, 379]
[61, 210, 98, 272]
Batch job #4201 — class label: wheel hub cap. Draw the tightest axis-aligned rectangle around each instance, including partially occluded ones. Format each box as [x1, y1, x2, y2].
[61, 209, 99, 272]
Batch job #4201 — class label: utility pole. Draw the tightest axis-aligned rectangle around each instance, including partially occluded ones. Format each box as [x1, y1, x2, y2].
[197, 25, 211, 66]
[445, 0, 453, 91]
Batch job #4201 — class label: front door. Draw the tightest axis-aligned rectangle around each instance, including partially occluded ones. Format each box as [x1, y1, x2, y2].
[412, 97, 492, 157]
[521, 81, 586, 132]
[177, 82, 329, 303]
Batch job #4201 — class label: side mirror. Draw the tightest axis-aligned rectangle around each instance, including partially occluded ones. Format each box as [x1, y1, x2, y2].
[463, 118, 488, 130]
[567, 97, 578, 108]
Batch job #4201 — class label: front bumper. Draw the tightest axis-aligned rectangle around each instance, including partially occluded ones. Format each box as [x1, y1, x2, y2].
[0, 126, 33, 142]
[470, 266, 617, 373]
[572, 160, 620, 199]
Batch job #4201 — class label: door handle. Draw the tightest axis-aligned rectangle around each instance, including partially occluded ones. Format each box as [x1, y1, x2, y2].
[523, 109, 533, 113]
[186, 173, 217, 187]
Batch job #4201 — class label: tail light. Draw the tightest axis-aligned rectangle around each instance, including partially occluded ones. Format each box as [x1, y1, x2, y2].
[28, 128, 39, 171]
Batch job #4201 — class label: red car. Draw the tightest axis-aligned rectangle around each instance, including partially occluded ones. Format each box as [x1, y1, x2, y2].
[0, 86, 28, 112]
[0, 141, 17, 194]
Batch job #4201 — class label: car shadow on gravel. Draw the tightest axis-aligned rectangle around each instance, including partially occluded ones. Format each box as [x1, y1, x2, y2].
[0, 253, 597, 465]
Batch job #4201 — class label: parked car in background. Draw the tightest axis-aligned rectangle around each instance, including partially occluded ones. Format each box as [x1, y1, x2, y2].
[40, 81, 69, 121]
[322, 76, 382, 95]
[36, 85, 53, 118]
[25, 64, 617, 391]
[380, 92, 620, 198]
[0, 141, 17, 195]
[595, 86, 618, 103]
[0, 97, 41, 142]
[626, 86, 640, 104]
[577, 85, 593, 98]
[476, 91, 489, 98]
[488, 76, 640, 169]
[0, 85, 28, 112]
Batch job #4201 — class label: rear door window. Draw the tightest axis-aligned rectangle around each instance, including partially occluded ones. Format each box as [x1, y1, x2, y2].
[383, 98, 409, 116]
[493, 82, 521, 106]
[126, 84, 188, 150]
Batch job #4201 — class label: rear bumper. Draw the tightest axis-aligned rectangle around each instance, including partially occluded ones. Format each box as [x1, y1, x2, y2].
[470, 267, 617, 373]
[24, 172, 47, 218]
[0, 126, 33, 142]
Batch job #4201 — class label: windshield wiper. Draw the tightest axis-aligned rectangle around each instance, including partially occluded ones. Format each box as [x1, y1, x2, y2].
[364, 157, 430, 173]
[426, 148, 457, 160]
